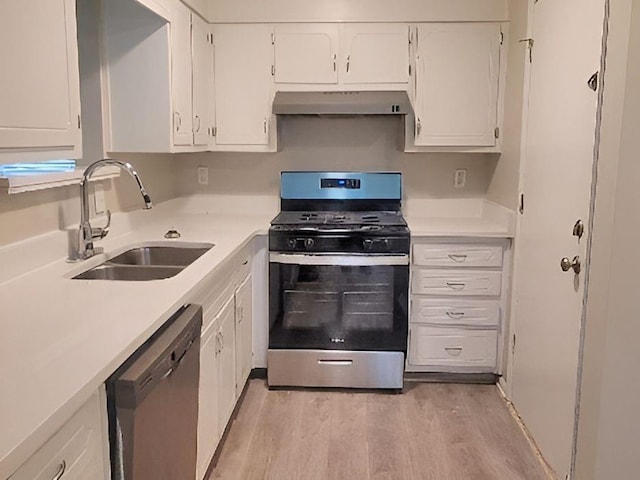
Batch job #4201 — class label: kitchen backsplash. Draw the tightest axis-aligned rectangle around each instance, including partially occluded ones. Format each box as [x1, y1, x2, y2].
[176, 116, 499, 199]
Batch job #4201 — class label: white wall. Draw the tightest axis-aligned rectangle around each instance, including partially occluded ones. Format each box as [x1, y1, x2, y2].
[575, 0, 640, 477]
[0, 154, 177, 247]
[175, 116, 497, 201]
[206, 0, 508, 23]
[487, 0, 528, 210]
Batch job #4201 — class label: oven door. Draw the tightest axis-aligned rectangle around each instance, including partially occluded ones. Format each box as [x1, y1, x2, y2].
[269, 253, 409, 353]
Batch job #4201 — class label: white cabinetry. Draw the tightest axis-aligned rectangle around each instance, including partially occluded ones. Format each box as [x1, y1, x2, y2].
[409, 23, 503, 149]
[408, 239, 509, 374]
[8, 389, 110, 480]
[104, 0, 213, 152]
[235, 275, 253, 396]
[213, 24, 275, 149]
[194, 244, 253, 480]
[274, 23, 409, 88]
[0, 0, 82, 161]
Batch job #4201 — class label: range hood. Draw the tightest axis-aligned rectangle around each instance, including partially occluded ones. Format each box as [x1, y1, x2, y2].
[272, 91, 413, 116]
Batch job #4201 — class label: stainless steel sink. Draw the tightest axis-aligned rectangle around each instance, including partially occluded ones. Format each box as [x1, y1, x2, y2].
[108, 244, 213, 267]
[72, 242, 214, 281]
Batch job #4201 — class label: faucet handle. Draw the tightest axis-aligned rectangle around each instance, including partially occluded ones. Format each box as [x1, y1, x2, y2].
[91, 209, 111, 240]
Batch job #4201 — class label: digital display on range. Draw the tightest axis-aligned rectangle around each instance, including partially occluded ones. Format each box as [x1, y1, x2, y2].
[321, 178, 361, 189]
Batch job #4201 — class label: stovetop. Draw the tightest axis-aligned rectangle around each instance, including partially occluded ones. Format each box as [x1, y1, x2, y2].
[270, 210, 408, 228]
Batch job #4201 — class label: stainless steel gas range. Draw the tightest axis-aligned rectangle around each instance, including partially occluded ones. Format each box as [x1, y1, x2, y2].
[268, 172, 410, 390]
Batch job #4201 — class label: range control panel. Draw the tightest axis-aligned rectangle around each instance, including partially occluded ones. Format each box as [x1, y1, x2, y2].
[321, 178, 361, 189]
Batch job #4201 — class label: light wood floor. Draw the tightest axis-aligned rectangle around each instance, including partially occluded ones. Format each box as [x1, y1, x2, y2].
[208, 379, 550, 480]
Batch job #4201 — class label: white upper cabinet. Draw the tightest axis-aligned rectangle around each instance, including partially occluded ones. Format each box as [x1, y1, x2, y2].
[191, 14, 214, 147]
[213, 24, 275, 148]
[274, 24, 339, 84]
[274, 23, 409, 88]
[169, 1, 194, 146]
[0, 0, 81, 160]
[340, 24, 410, 85]
[413, 23, 502, 147]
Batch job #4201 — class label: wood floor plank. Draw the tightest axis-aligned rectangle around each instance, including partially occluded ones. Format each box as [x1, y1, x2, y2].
[209, 380, 551, 480]
[327, 393, 370, 480]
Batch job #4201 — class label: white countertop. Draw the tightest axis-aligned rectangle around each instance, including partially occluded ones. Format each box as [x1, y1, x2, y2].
[0, 194, 513, 476]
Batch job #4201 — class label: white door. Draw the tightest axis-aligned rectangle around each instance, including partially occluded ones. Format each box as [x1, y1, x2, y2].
[0, 0, 81, 153]
[510, 1, 607, 478]
[191, 14, 213, 147]
[414, 23, 501, 147]
[213, 24, 273, 146]
[197, 319, 220, 480]
[235, 274, 253, 396]
[169, 2, 193, 147]
[274, 24, 339, 84]
[217, 296, 237, 430]
[340, 24, 409, 85]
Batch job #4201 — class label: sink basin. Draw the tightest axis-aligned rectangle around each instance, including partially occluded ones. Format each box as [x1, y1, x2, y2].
[74, 265, 184, 281]
[72, 242, 214, 281]
[108, 244, 213, 267]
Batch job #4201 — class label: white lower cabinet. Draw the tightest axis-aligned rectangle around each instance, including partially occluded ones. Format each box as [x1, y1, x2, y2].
[408, 238, 509, 374]
[195, 247, 253, 480]
[8, 389, 110, 480]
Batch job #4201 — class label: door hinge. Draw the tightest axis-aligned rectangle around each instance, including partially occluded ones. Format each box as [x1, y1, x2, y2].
[77, 114, 81, 129]
[271, 64, 275, 76]
[494, 127, 500, 139]
[519, 193, 525, 214]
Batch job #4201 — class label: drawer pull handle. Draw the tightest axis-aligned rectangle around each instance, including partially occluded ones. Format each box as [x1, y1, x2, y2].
[318, 359, 353, 366]
[446, 282, 466, 290]
[445, 347, 463, 357]
[446, 311, 465, 318]
[52, 461, 66, 480]
[448, 254, 468, 262]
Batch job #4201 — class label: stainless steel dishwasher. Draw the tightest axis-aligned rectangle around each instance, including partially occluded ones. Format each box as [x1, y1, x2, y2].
[107, 304, 202, 480]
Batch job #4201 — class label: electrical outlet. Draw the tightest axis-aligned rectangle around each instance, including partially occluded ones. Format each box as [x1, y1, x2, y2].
[454, 169, 467, 189]
[197, 166, 209, 185]
[94, 183, 106, 214]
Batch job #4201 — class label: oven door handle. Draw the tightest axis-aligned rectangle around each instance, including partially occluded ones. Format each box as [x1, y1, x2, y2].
[269, 253, 409, 266]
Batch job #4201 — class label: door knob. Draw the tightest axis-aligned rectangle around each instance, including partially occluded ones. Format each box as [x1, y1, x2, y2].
[560, 256, 581, 274]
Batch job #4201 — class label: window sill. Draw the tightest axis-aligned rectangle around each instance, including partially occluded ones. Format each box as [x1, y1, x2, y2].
[0, 167, 121, 195]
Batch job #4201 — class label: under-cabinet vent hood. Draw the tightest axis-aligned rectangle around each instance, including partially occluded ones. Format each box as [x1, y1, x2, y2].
[272, 91, 413, 116]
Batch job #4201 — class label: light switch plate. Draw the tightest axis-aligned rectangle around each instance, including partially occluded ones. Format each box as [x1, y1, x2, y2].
[197, 166, 209, 185]
[94, 183, 106, 214]
[454, 169, 467, 189]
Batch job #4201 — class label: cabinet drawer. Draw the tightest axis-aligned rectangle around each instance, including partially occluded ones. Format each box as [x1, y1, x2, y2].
[411, 298, 500, 327]
[412, 269, 502, 296]
[10, 392, 106, 480]
[413, 244, 503, 268]
[409, 325, 497, 368]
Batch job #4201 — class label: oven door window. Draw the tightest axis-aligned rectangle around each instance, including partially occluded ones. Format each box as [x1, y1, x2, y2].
[269, 262, 408, 352]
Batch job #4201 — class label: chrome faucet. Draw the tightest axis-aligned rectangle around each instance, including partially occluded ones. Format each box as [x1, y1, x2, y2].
[71, 159, 152, 261]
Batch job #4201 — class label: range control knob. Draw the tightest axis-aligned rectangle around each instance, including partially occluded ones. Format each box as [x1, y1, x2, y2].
[363, 239, 374, 250]
[304, 238, 315, 249]
[287, 238, 296, 248]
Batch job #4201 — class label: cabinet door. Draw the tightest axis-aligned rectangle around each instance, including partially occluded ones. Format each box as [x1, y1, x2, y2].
[191, 14, 213, 147]
[235, 275, 253, 396]
[414, 23, 501, 147]
[340, 24, 409, 84]
[214, 25, 273, 145]
[0, 0, 81, 155]
[197, 321, 220, 480]
[274, 24, 339, 84]
[217, 296, 237, 431]
[169, 2, 193, 146]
